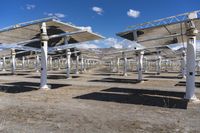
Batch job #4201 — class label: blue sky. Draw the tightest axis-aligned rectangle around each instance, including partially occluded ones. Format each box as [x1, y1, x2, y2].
[0, 0, 200, 48]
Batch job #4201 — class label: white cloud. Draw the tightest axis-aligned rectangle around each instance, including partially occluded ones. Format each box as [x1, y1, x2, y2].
[25, 4, 36, 10]
[94, 40, 100, 43]
[92, 6, 104, 15]
[127, 9, 140, 18]
[77, 43, 99, 49]
[44, 12, 66, 18]
[72, 37, 142, 49]
[54, 13, 65, 18]
[91, 37, 142, 49]
[103, 38, 123, 49]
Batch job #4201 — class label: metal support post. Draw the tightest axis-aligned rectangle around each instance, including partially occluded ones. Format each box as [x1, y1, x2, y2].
[11, 49, 16, 75]
[185, 12, 199, 101]
[122, 52, 127, 76]
[66, 49, 71, 78]
[138, 51, 144, 81]
[40, 22, 49, 90]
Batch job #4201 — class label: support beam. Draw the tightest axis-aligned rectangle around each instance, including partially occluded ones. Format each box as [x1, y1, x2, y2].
[180, 50, 186, 78]
[2, 57, 6, 71]
[75, 55, 79, 74]
[35, 55, 40, 72]
[185, 16, 199, 101]
[137, 51, 144, 81]
[122, 52, 127, 76]
[22, 56, 25, 70]
[58, 58, 61, 70]
[80, 55, 84, 74]
[27, 59, 29, 69]
[49, 56, 52, 71]
[66, 49, 71, 79]
[40, 22, 49, 90]
[110, 60, 113, 72]
[11, 49, 16, 75]
[185, 35, 197, 100]
[164, 60, 168, 72]
[156, 52, 161, 75]
[116, 57, 120, 73]
[83, 58, 87, 72]
[143, 57, 147, 73]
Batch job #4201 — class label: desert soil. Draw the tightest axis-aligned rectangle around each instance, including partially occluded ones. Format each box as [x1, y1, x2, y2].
[0, 66, 199, 133]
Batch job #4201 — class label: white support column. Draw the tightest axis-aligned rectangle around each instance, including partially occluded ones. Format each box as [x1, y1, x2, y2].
[60, 58, 63, 68]
[168, 60, 172, 71]
[165, 60, 168, 72]
[2, 57, 6, 71]
[40, 22, 49, 90]
[66, 49, 71, 78]
[185, 13, 199, 101]
[122, 52, 127, 76]
[11, 49, 16, 75]
[116, 57, 120, 73]
[169, 60, 172, 71]
[35, 55, 40, 72]
[180, 50, 186, 78]
[27, 59, 30, 69]
[86, 59, 89, 70]
[53, 60, 56, 69]
[80, 55, 84, 74]
[58, 58, 61, 70]
[49, 56, 52, 71]
[185, 35, 197, 100]
[75, 55, 79, 74]
[138, 51, 144, 81]
[143, 57, 147, 73]
[83, 58, 86, 72]
[22, 56, 25, 70]
[110, 61, 113, 72]
[156, 52, 161, 75]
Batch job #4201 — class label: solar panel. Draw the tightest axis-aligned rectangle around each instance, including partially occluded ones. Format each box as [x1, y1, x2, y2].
[0, 18, 103, 47]
[0, 49, 11, 57]
[117, 10, 200, 100]
[117, 11, 200, 47]
[104, 45, 178, 60]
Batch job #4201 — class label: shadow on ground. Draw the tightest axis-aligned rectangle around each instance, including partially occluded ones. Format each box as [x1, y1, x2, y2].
[56, 71, 84, 75]
[75, 87, 188, 109]
[0, 73, 29, 76]
[27, 75, 80, 79]
[175, 81, 200, 87]
[0, 81, 71, 93]
[89, 78, 148, 84]
[145, 75, 182, 79]
[93, 73, 122, 76]
[143, 72, 157, 76]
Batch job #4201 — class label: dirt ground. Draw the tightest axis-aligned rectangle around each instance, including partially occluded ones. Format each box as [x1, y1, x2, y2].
[0, 66, 199, 133]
